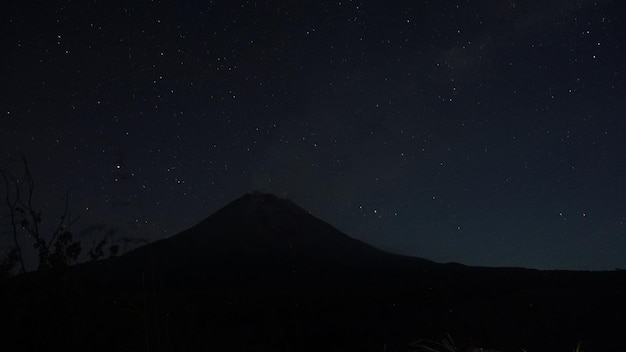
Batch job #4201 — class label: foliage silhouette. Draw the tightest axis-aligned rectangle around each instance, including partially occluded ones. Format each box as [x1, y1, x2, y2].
[1, 159, 27, 274]
[0, 157, 119, 275]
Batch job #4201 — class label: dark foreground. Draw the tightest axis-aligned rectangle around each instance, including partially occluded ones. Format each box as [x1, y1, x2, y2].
[2, 193, 625, 351]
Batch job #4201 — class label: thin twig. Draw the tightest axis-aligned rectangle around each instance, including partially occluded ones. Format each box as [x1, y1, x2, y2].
[0, 169, 25, 274]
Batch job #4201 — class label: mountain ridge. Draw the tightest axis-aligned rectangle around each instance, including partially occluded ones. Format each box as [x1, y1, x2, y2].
[3, 192, 626, 352]
[111, 191, 435, 289]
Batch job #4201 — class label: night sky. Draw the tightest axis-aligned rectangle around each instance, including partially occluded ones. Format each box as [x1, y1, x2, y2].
[2, 1, 625, 271]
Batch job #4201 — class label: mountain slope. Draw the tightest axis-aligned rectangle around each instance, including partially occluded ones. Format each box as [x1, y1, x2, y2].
[2, 192, 626, 352]
[114, 191, 433, 288]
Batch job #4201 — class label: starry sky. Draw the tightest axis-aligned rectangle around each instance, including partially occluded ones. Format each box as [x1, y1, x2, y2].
[2, 0, 625, 271]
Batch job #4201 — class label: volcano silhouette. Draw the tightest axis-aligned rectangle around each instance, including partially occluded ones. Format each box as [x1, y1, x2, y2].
[134, 191, 394, 260]
[112, 191, 432, 289]
[2, 192, 626, 352]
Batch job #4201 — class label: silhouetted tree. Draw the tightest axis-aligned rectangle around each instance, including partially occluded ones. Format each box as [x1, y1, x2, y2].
[1, 158, 128, 276]
[0, 157, 81, 272]
[1, 157, 29, 273]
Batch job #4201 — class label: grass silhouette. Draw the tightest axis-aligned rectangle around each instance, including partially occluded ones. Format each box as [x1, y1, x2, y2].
[409, 333, 585, 352]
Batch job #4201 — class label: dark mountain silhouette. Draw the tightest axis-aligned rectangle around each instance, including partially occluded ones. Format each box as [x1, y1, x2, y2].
[123, 191, 430, 273]
[91, 191, 436, 293]
[1, 192, 626, 352]
[80, 192, 434, 292]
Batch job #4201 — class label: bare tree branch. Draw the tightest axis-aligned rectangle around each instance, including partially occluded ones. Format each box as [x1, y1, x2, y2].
[0, 168, 25, 274]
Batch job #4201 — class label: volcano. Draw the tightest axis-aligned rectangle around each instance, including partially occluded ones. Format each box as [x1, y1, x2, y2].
[2, 192, 626, 352]
[110, 191, 434, 289]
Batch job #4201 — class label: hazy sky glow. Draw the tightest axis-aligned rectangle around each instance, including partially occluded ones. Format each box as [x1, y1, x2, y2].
[2, 1, 625, 270]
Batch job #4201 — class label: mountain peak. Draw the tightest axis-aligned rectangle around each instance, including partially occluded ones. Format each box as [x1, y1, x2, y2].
[248, 190, 281, 202]
[121, 192, 405, 280]
[206, 191, 354, 256]
[233, 191, 305, 218]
